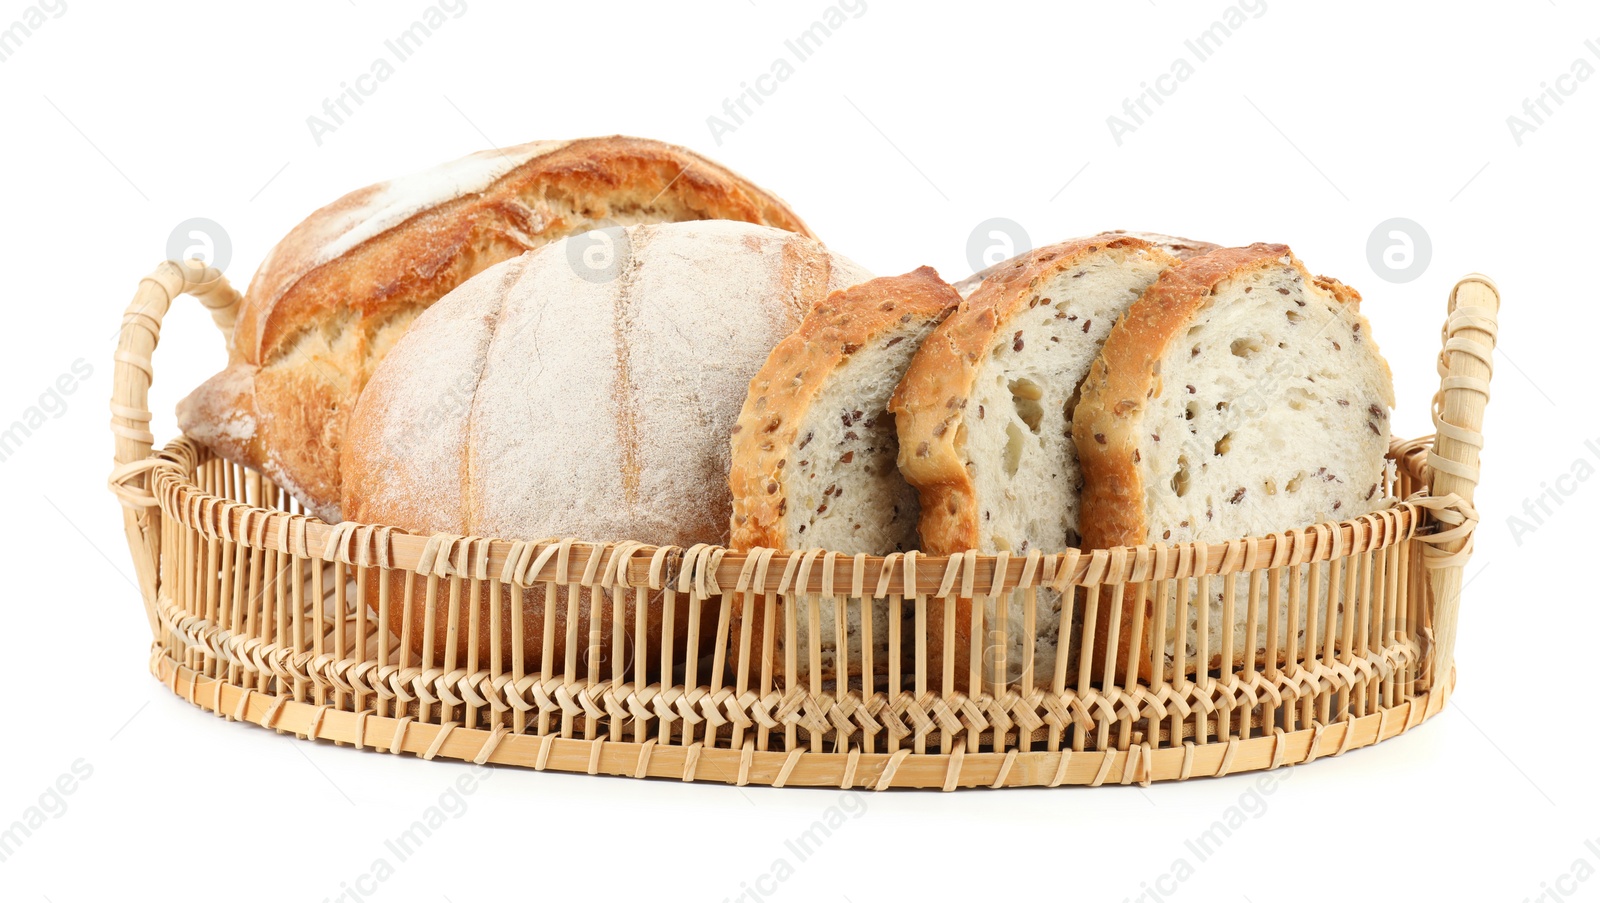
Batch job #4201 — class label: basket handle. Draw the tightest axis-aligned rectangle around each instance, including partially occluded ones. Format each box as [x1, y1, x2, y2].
[111, 259, 242, 475]
[1421, 273, 1499, 687]
[109, 259, 243, 633]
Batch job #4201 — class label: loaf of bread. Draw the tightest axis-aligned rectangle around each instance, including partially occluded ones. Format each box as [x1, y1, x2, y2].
[179, 136, 815, 522]
[728, 267, 962, 681]
[340, 221, 871, 666]
[890, 234, 1186, 688]
[1074, 243, 1394, 680]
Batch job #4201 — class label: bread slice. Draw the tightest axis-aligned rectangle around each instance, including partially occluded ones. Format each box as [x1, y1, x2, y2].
[1074, 243, 1395, 681]
[890, 235, 1182, 688]
[953, 231, 1218, 298]
[729, 267, 962, 682]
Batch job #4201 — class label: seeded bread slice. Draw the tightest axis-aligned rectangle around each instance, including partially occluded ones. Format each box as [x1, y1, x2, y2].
[1074, 243, 1395, 681]
[729, 267, 962, 683]
[890, 235, 1182, 688]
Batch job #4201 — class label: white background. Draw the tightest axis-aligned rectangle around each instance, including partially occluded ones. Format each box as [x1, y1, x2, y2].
[0, 0, 1592, 900]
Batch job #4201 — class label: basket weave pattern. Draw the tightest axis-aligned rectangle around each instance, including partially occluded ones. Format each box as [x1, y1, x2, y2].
[109, 262, 1497, 789]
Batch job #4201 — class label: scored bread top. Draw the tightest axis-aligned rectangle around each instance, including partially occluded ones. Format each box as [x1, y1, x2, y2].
[890, 234, 1180, 554]
[181, 135, 815, 522]
[1072, 242, 1395, 551]
[234, 136, 813, 365]
[341, 221, 870, 547]
[729, 267, 961, 551]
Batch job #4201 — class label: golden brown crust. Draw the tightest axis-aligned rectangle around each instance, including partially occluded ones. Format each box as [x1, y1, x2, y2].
[890, 234, 1176, 555]
[1312, 272, 1362, 307]
[1096, 230, 1221, 261]
[180, 136, 814, 520]
[729, 267, 961, 551]
[237, 136, 812, 363]
[953, 231, 1216, 296]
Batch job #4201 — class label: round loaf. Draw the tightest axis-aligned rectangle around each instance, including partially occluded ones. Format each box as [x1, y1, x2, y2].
[178, 136, 815, 522]
[340, 221, 871, 667]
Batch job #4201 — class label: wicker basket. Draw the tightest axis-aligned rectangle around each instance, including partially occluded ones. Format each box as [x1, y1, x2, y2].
[108, 261, 1497, 789]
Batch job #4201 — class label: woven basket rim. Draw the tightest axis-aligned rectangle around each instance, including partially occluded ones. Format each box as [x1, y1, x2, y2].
[145, 434, 1446, 595]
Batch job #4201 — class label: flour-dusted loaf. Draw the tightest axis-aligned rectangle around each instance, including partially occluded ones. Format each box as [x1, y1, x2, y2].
[179, 136, 815, 522]
[339, 221, 871, 667]
[728, 267, 961, 682]
[1074, 243, 1395, 680]
[890, 235, 1183, 688]
[952, 231, 1218, 298]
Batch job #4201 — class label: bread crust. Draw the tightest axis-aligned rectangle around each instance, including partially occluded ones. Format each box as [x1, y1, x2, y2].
[236, 136, 813, 362]
[1097, 230, 1220, 261]
[953, 231, 1216, 297]
[891, 234, 1176, 555]
[729, 267, 961, 551]
[1072, 243, 1387, 679]
[180, 136, 814, 521]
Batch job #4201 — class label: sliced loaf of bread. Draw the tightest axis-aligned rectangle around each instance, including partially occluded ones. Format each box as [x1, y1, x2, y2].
[890, 235, 1183, 689]
[1074, 243, 1395, 681]
[729, 267, 962, 683]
